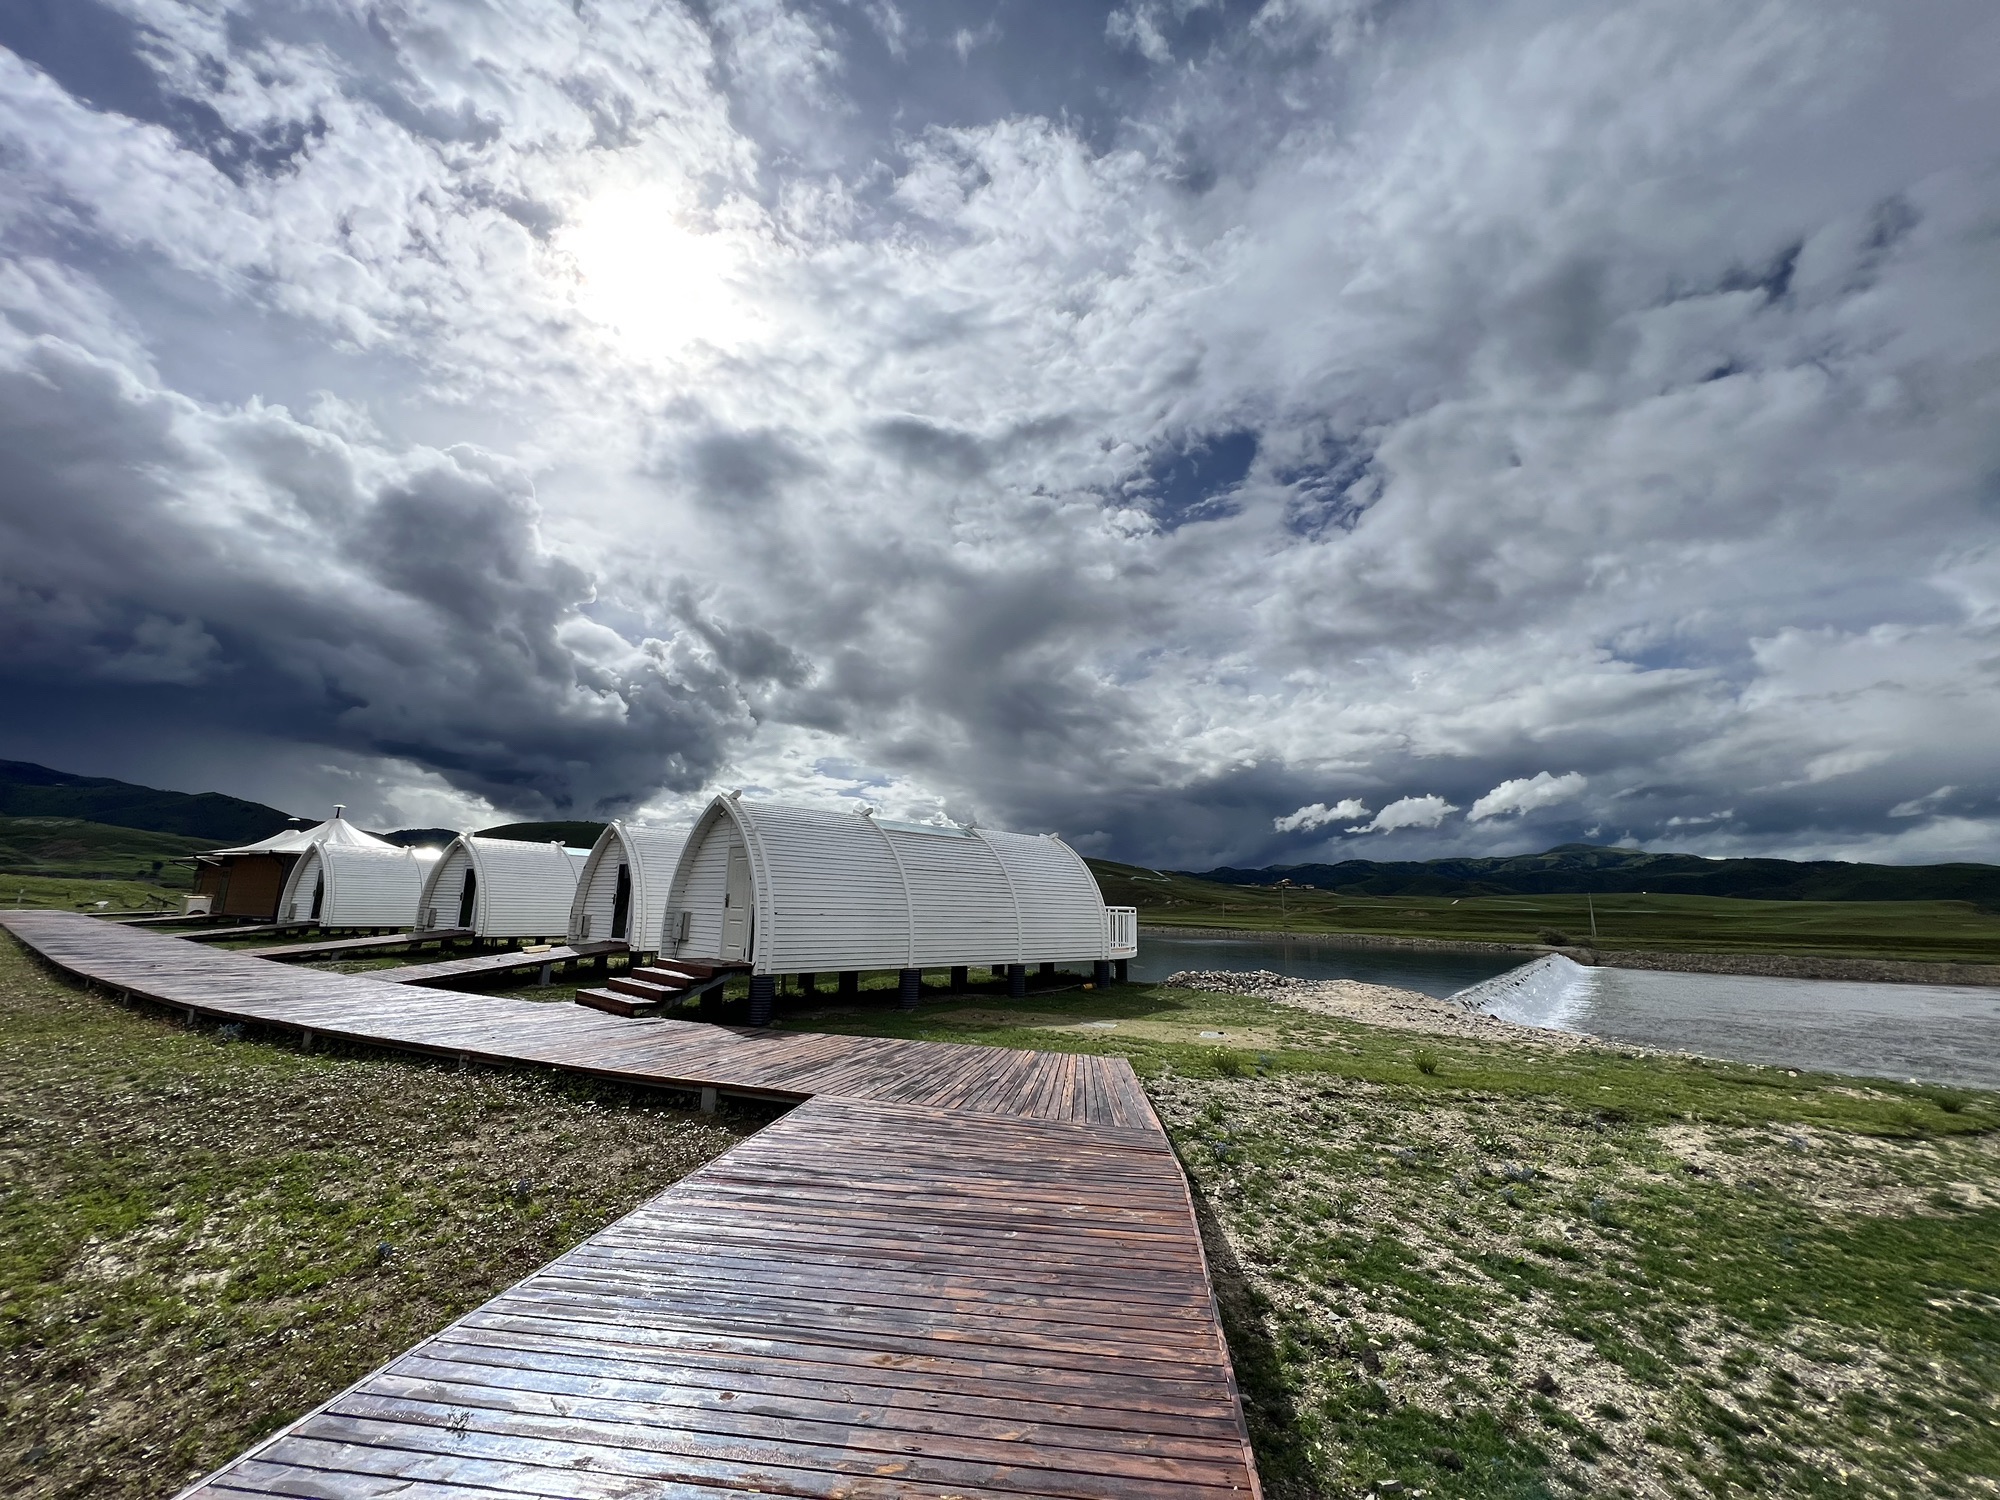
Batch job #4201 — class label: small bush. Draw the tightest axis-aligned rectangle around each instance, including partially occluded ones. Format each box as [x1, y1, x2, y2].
[1211, 1048, 1244, 1078]
[1413, 1047, 1441, 1076]
[1538, 928, 1573, 946]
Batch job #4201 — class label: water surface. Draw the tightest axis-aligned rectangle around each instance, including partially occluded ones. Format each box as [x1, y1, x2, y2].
[1478, 965, 2000, 1092]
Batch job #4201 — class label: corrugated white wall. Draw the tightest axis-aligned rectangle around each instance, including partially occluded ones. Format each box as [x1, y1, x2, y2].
[282, 845, 434, 928]
[417, 837, 580, 938]
[671, 809, 742, 960]
[890, 825, 1018, 966]
[569, 822, 690, 948]
[417, 844, 473, 930]
[986, 829, 1111, 962]
[747, 803, 912, 972]
[277, 846, 325, 925]
[666, 797, 1116, 973]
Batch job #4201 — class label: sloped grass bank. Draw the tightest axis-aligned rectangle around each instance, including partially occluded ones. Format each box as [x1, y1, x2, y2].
[0, 934, 755, 1500]
[810, 980, 2000, 1498]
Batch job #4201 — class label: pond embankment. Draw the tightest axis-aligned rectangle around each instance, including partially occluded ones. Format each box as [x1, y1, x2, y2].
[1140, 925, 2000, 987]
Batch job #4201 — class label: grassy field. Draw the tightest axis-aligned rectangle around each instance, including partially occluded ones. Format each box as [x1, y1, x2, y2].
[789, 978, 2000, 1499]
[0, 934, 755, 1500]
[1090, 860, 2000, 965]
[0, 873, 189, 914]
[8, 927, 1998, 1499]
[0, 816, 209, 887]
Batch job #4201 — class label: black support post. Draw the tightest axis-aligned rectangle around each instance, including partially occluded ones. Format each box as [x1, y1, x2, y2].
[1115, 958, 1128, 983]
[800, 972, 816, 996]
[748, 975, 776, 1026]
[1039, 961, 1056, 976]
[1008, 963, 1026, 998]
[839, 970, 858, 998]
[949, 965, 968, 991]
[1093, 960, 1112, 986]
[898, 967, 921, 1011]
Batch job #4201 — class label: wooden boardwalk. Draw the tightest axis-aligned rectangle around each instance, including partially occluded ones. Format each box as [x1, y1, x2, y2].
[2, 911, 1258, 1499]
[384, 939, 626, 989]
[248, 928, 472, 961]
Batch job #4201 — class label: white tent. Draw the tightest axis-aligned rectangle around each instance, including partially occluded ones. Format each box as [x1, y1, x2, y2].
[416, 835, 589, 940]
[277, 843, 441, 929]
[569, 821, 691, 951]
[192, 805, 399, 920]
[202, 806, 396, 859]
[662, 794, 1138, 977]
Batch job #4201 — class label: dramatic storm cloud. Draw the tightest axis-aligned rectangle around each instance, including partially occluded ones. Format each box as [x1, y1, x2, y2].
[1, 0, 1997, 862]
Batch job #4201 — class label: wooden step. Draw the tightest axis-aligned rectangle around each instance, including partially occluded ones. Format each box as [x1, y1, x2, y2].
[609, 974, 689, 1003]
[630, 964, 704, 987]
[574, 986, 659, 1017]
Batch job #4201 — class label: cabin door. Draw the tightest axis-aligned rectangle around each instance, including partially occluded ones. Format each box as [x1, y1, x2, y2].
[457, 869, 477, 930]
[309, 876, 324, 922]
[720, 845, 752, 961]
[611, 864, 631, 941]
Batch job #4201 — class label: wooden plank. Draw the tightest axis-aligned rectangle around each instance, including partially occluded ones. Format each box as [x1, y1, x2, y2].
[0, 913, 1261, 1500]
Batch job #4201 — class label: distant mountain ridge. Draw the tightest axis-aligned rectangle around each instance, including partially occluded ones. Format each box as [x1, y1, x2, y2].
[1189, 843, 2000, 904]
[0, 760, 295, 844]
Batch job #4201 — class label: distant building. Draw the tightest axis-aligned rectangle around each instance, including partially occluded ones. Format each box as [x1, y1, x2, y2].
[659, 793, 1137, 982]
[416, 834, 589, 940]
[190, 807, 394, 920]
[277, 843, 442, 930]
[570, 821, 691, 949]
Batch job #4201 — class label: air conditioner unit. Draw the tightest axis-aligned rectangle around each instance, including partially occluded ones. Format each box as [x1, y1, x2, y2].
[663, 909, 691, 947]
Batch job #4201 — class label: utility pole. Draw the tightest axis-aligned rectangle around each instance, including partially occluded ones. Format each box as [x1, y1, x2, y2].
[1278, 879, 1291, 933]
[1588, 893, 1598, 942]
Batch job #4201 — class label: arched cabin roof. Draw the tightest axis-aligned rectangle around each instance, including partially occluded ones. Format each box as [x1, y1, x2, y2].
[569, 821, 691, 949]
[417, 834, 587, 938]
[277, 843, 439, 928]
[666, 795, 1113, 974]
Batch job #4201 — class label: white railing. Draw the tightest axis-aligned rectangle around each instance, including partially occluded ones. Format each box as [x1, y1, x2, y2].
[1107, 905, 1138, 959]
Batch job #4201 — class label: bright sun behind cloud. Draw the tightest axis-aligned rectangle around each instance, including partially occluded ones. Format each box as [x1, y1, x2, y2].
[562, 186, 758, 356]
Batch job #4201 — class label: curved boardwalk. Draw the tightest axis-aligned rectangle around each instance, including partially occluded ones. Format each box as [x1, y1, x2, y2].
[1, 912, 1261, 1500]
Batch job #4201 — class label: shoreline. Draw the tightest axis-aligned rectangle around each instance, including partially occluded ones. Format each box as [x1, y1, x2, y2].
[1139, 924, 2000, 988]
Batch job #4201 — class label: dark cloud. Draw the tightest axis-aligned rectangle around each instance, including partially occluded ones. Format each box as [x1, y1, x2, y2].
[1, 0, 1996, 861]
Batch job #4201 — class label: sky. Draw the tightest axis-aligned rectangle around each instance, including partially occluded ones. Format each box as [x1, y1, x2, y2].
[1, 0, 1997, 868]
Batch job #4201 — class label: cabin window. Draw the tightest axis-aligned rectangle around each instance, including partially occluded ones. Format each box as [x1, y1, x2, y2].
[309, 876, 324, 921]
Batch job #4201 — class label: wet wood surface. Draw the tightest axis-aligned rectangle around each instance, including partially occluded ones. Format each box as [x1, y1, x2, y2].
[248, 928, 472, 961]
[1, 911, 1259, 1499]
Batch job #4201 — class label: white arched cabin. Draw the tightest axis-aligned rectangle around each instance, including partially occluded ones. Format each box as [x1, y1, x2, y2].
[277, 843, 441, 929]
[569, 821, 691, 951]
[416, 835, 589, 940]
[660, 795, 1138, 976]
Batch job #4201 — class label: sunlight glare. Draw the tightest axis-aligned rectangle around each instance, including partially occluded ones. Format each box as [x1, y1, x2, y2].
[564, 186, 757, 355]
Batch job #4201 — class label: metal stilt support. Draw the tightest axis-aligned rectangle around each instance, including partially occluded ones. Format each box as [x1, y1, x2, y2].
[1008, 964, 1026, 999]
[699, 1086, 719, 1114]
[898, 967, 921, 1011]
[748, 975, 776, 1026]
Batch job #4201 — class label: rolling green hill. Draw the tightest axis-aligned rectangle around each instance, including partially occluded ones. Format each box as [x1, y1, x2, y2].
[1087, 858, 2000, 964]
[478, 821, 607, 849]
[0, 760, 293, 844]
[1189, 842, 2000, 905]
[0, 817, 215, 887]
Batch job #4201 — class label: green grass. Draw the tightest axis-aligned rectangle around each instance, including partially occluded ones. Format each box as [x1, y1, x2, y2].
[1089, 860, 2000, 965]
[0, 933, 751, 1499]
[803, 975, 2000, 1498]
[1, 872, 191, 913]
[0, 816, 211, 886]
